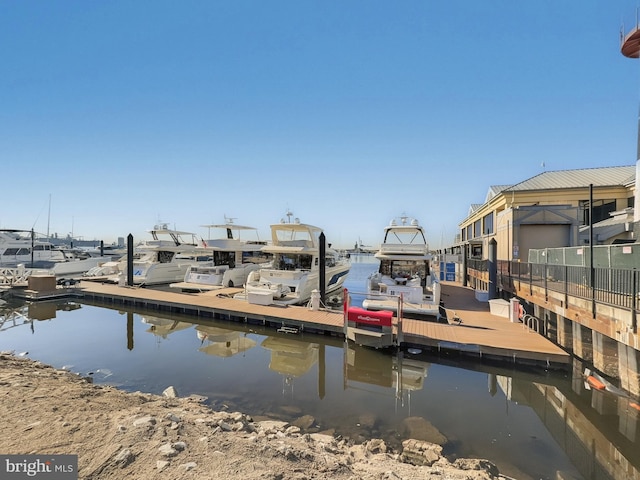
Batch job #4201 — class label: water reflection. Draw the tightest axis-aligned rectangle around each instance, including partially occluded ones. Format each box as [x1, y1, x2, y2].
[0, 299, 81, 334]
[141, 315, 192, 339]
[262, 337, 319, 397]
[3, 298, 640, 480]
[344, 345, 428, 416]
[196, 326, 257, 358]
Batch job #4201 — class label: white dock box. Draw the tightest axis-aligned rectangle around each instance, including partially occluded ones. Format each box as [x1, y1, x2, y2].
[488, 299, 510, 318]
[247, 291, 274, 306]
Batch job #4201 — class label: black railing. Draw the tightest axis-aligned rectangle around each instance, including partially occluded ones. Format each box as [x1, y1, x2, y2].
[492, 260, 640, 318]
[467, 258, 487, 272]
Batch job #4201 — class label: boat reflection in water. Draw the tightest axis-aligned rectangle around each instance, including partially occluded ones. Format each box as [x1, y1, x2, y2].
[261, 336, 319, 396]
[141, 315, 193, 340]
[2, 302, 640, 480]
[196, 325, 257, 358]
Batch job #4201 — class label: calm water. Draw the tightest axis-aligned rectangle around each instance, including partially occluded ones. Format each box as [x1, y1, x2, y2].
[1, 255, 638, 480]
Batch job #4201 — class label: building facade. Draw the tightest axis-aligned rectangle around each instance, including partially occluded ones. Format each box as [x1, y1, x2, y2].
[456, 166, 636, 264]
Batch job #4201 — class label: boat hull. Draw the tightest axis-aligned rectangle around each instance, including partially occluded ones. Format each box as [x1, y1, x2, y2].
[240, 264, 350, 306]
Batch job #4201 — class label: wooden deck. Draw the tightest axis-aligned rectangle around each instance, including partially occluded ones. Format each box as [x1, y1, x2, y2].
[402, 282, 570, 366]
[59, 280, 570, 367]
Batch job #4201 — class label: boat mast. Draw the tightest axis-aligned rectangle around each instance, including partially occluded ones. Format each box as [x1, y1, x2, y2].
[46, 193, 51, 240]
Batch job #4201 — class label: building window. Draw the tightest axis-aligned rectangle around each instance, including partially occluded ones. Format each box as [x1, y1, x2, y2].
[483, 212, 494, 235]
[473, 219, 482, 238]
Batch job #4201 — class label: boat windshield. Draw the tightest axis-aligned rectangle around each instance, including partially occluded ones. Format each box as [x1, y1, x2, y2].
[213, 251, 236, 267]
[276, 253, 313, 270]
[379, 259, 429, 278]
[241, 251, 271, 264]
[383, 229, 426, 245]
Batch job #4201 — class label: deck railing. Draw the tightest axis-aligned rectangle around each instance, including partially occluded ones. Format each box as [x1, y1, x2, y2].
[483, 260, 639, 326]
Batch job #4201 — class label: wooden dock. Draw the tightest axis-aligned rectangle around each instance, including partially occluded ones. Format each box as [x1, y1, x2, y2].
[401, 282, 570, 366]
[26, 280, 570, 368]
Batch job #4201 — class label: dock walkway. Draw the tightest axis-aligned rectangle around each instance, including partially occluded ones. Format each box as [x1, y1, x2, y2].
[402, 282, 569, 366]
[43, 280, 570, 368]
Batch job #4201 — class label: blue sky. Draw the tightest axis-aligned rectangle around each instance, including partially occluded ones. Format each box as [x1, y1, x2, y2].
[2, 1, 640, 250]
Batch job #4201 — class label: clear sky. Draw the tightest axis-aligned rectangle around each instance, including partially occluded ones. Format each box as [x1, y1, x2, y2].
[3, 1, 640, 250]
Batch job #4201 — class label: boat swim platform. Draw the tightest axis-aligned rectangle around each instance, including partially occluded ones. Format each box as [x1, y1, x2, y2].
[60, 280, 569, 368]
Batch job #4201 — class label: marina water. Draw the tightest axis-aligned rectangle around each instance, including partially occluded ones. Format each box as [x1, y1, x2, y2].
[1, 255, 637, 480]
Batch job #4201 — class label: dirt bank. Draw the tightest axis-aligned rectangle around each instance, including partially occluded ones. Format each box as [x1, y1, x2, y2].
[0, 353, 511, 479]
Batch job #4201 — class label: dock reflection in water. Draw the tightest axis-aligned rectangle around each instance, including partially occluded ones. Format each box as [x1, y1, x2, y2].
[1, 298, 639, 480]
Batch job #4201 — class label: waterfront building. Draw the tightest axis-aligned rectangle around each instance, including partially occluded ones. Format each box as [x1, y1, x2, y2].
[454, 165, 635, 266]
[443, 166, 640, 397]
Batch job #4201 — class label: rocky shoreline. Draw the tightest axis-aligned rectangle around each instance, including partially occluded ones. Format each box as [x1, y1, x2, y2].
[1, 353, 513, 479]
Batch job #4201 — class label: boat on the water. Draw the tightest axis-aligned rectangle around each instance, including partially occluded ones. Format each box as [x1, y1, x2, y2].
[362, 215, 440, 317]
[81, 244, 127, 258]
[84, 224, 211, 285]
[0, 229, 111, 275]
[170, 220, 271, 292]
[235, 213, 350, 306]
[0, 229, 67, 267]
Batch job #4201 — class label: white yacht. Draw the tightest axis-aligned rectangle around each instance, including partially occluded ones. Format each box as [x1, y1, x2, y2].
[126, 225, 209, 285]
[126, 247, 212, 286]
[170, 220, 271, 291]
[84, 224, 211, 286]
[49, 247, 113, 276]
[0, 229, 66, 267]
[0, 230, 110, 275]
[236, 214, 350, 306]
[362, 215, 440, 317]
[82, 244, 127, 258]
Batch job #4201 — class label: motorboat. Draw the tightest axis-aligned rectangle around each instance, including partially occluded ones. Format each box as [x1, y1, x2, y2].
[82, 259, 123, 280]
[84, 224, 210, 285]
[48, 247, 113, 276]
[0, 229, 111, 275]
[235, 214, 350, 306]
[82, 243, 127, 258]
[170, 219, 271, 291]
[362, 215, 440, 317]
[129, 225, 212, 285]
[125, 247, 212, 286]
[0, 229, 67, 267]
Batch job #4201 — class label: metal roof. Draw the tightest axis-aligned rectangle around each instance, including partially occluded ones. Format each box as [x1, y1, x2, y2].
[485, 185, 511, 202]
[468, 204, 483, 215]
[504, 166, 635, 192]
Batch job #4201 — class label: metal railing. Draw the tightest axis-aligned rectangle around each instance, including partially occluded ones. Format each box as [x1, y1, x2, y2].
[480, 260, 639, 330]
